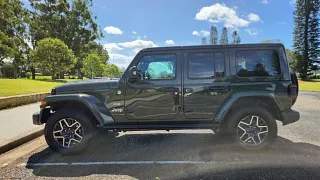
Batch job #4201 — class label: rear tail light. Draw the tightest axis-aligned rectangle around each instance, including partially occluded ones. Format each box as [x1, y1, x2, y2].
[288, 84, 297, 98]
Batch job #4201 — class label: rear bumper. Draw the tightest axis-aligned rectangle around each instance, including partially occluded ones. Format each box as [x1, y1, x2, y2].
[281, 110, 300, 125]
[33, 111, 43, 125]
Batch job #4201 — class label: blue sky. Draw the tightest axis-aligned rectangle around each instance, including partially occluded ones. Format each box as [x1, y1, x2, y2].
[25, 0, 298, 68]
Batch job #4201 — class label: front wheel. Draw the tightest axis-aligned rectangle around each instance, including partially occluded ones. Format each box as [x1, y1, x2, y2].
[227, 107, 278, 150]
[44, 109, 95, 155]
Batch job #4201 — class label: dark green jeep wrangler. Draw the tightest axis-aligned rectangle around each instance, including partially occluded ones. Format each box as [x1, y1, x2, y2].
[33, 43, 300, 154]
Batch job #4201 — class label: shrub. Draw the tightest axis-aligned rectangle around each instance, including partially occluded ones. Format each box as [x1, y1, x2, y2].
[0, 62, 14, 78]
[26, 72, 32, 79]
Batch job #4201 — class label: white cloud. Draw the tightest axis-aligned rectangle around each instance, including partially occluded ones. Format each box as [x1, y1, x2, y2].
[103, 43, 123, 52]
[245, 28, 259, 36]
[106, 39, 158, 67]
[200, 30, 210, 36]
[118, 39, 158, 53]
[195, 3, 250, 27]
[132, 31, 137, 35]
[261, 0, 269, 4]
[143, 35, 147, 39]
[109, 53, 134, 68]
[192, 31, 200, 36]
[118, 39, 157, 49]
[165, 40, 175, 45]
[248, 13, 261, 22]
[104, 26, 123, 35]
[131, 49, 142, 54]
[192, 30, 209, 36]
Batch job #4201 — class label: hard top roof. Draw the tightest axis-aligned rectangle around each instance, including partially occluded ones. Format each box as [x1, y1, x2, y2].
[142, 43, 284, 52]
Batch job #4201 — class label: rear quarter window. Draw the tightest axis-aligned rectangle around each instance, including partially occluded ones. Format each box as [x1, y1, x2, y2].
[236, 50, 281, 77]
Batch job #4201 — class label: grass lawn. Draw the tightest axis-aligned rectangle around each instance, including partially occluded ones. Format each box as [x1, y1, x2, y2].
[0, 76, 85, 97]
[35, 75, 81, 82]
[298, 80, 320, 91]
[0, 79, 62, 97]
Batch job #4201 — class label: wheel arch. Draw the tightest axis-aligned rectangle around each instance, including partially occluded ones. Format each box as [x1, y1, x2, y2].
[41, 94, 114, 126]
[214, 91, 283, 127]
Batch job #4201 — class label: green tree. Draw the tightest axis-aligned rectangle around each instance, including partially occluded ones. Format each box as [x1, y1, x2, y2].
[30, 38, 76, 80]
[286, 49, 298, 71]
[81, 42, 109, 64]
[29, 0, 102, 79]
[232, 30, 241, 44]
[308, 0, 320, 64]
[209, 26, 218, 45]
[28, 0, 70, 44]
[201, 37, 207, 45]
[63, 0, 103, 78]
[293, 0, 319, 79]
[0, 0, 28, 65]
[82, 53, 104, 79]
[220, 27, 228, 44]
[104, 64, 122, 78]
[28, 0, 70, 79]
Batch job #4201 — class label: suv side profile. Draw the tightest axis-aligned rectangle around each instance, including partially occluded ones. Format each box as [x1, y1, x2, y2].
[33, 43, 300, 155]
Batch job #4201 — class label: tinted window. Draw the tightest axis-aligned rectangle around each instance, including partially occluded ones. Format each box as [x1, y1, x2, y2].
[188, 52, 225, 78]
[137, 54, 176, 80]
[236, 50, 281, 77]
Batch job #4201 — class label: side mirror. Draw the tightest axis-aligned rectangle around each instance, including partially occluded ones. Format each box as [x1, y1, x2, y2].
[128, 66, 138, 79]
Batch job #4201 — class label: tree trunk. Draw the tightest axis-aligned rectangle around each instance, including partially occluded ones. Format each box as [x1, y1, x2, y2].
[302, 0, 310, 80]
[31, 67, 36, 79]
[60, 72, 65, 79]
[13, 67, 17, 79]
[52, 68, 55, 80]
[77, 68, 83, 79]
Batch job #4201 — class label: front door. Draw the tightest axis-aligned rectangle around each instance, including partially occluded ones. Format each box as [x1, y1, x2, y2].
[183, 48, 231, 120]
[125, 51, 182, 121]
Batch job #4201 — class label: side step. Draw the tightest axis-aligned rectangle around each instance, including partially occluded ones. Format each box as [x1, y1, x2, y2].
[101, 123, 221, 131]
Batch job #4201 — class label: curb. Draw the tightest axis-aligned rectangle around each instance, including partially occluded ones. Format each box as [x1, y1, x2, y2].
[0, 92, 50, 110]
[0, 127, 44, 155]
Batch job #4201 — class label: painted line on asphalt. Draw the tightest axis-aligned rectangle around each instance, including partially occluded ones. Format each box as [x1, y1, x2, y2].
[20, 160, 250, 166]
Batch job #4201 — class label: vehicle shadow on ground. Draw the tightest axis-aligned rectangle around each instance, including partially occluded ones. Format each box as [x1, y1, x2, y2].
[26, 132, 320, 179]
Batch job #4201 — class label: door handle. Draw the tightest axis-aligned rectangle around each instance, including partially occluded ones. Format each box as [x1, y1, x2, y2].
[164, 87, 179, 93]
[184, 88, 193, 93]
[208, 87, 226, 92]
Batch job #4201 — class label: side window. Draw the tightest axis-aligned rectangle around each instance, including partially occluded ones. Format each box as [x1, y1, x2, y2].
[188, 52, 225, 78]
[137, 54, 176, 80]
[236, 50, 281, 77]
[215, 52, 225, 77]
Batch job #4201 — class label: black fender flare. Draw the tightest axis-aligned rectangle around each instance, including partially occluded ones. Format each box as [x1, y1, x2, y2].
[44, 94, 114, 126]
[214, 91, 283, 124]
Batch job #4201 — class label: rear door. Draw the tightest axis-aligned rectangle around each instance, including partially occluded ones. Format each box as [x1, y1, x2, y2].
[183, 48, 231, 120]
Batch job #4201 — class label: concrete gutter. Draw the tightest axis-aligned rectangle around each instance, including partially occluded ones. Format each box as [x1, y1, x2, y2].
[0, 92, 50, 110]
[0, 127, 44, 155]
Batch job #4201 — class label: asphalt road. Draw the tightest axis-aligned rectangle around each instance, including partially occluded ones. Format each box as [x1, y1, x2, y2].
[1, 91, 320, 180]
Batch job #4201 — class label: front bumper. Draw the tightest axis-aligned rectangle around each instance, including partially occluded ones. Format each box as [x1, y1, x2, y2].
[33, 111, 43, 125]
[281, 110, 300, 125]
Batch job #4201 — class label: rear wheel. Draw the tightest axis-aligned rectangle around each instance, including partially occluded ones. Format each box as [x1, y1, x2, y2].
[44, 109, 95, 155]
[227, 106, 277, 150]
